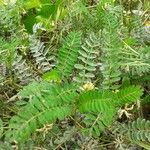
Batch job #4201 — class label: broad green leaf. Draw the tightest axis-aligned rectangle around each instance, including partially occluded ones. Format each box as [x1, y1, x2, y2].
[42, 70, 61, 82]
[22, 11, 36, 33]
[24, 0, 41, 10]
[37, 4, 55, 18]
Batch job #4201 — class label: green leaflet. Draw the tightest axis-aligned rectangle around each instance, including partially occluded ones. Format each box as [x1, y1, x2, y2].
[42, 70, 61, 82]
[56, 32, 81, 79]
[114, 85, 143, 107]
[100, 6, 123, 90]
[78, 90, 114, 113]
[78, 90, 116, 137]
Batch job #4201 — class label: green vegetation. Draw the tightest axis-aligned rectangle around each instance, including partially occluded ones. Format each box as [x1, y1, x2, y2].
[0, 0, 150, 149]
